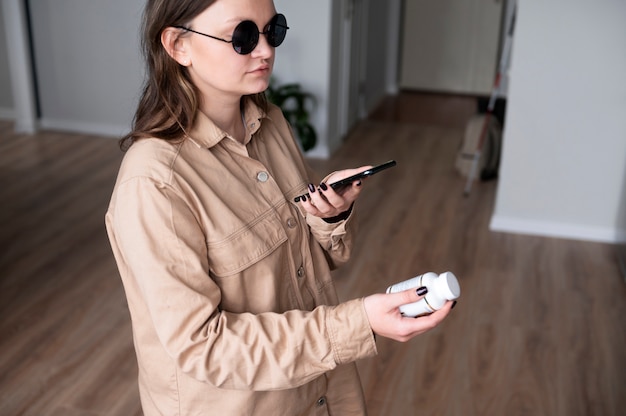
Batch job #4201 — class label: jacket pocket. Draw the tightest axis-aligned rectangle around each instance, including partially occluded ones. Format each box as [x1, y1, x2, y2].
[207, 210, 288, 277]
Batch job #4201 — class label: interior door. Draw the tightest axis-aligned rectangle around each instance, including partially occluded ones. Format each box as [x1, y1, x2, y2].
[399, 0, 503, 95]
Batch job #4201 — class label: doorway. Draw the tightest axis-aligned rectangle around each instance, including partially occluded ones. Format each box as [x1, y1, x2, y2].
[399, 0, 504, 96]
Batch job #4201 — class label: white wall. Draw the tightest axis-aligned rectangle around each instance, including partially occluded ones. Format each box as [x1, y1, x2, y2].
[273, 0, 332, 158]
[28, 0, 144, 137]
[491, 0, 626, 243]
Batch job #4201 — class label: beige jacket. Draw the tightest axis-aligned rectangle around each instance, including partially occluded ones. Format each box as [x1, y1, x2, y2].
[105, 100, 378, 415]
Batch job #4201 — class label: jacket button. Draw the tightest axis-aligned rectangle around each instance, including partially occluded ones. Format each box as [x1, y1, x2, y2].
[286, 218, 297, 228]
[257, 171, 269, 182]
[317, 396, 327, 407]
[297, 266, 305, 278]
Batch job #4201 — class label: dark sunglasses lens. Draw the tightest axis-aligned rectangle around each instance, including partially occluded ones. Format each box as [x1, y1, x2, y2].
[266, 14, 288, 47]
[232, 20, 259, 54]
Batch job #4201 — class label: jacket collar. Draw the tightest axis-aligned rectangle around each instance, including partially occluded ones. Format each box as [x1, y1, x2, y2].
[187, 98, 266, 148]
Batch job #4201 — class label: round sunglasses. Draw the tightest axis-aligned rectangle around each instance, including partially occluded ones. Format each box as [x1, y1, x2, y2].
[175, 13, 289, 55]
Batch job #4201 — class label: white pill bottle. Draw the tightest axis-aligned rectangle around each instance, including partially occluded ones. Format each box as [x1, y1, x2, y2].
[386, 271, 460, 317]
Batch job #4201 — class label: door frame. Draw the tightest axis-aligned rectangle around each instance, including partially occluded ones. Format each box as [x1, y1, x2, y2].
[336, 0, 401, 140]
[2, 0, 38, 133]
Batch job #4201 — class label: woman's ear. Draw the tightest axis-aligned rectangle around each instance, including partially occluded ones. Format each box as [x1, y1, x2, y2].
[161, 27, 191, 66]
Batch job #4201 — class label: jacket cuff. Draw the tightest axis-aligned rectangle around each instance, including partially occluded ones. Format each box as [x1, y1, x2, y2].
[322, 203, 354, 224]
[306, 210, 351, 235]
[326, 298, 378, 365]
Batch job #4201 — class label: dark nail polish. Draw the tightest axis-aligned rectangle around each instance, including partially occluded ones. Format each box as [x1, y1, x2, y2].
[294, 196, 301, 203]
[320, 182, 328, 191]
[451, 300, 457, 309]
[416, 286, 428, 296]
[308, 184, 316, 193]
[302, 194, 307, 202]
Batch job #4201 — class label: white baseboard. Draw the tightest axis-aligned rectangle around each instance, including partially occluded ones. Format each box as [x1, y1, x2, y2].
[490, 215, 626, 244]
[0, 108, 15, 120]
[39, 118, 129, 138]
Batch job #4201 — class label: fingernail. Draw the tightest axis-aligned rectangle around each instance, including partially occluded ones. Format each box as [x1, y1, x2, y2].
[294, 196, 301, 203]
[319, 182, 328, 191]
[308, 183, 316, 193]
[416, 286, 428, 296]
[451, 300, 457, 309]
[302, 194, 307, 202]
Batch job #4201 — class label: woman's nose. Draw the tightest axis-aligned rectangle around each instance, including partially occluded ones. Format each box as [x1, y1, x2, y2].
[251, 32, 274, 58]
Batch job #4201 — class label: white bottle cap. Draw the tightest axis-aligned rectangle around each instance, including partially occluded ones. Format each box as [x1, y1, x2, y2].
[437, 271, 460, 300]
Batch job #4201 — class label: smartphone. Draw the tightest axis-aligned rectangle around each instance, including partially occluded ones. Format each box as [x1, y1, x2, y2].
[329, 160, 397, 191]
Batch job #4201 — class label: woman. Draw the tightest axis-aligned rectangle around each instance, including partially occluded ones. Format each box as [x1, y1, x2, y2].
[105, 0, 454, 414]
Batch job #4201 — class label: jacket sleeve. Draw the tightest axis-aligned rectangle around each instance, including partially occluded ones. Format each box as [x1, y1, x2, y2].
[298, 161, 359, 268]
[306, 209, 358, 269]
[106, 176, 377, 391]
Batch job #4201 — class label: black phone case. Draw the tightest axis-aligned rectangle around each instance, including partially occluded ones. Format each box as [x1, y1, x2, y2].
[329, 160, 397, 190]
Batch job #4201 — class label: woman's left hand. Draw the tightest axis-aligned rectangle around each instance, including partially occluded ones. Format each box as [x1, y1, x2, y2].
[296, 166, 372, 219]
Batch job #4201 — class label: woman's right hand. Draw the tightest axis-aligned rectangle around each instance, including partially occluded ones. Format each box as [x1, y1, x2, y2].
[296, 166, 372, 220]
[363, 288, 454, 342]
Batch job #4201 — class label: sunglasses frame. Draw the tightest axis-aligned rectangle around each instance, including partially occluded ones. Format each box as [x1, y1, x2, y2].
[175, 13, 289, 55]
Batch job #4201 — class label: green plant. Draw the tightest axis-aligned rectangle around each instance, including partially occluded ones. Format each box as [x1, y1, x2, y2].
[265, 78, 317, 151]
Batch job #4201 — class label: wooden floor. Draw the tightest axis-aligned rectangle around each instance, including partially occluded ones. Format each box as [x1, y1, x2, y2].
[1, 93, 625, 415]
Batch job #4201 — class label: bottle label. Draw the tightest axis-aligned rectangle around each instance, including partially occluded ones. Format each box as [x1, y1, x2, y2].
[386, 274, 425, 294]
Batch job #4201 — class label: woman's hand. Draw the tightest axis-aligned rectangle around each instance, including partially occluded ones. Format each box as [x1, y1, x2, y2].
[363, 288, 455, 342]
[297, 166, 372, 219]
